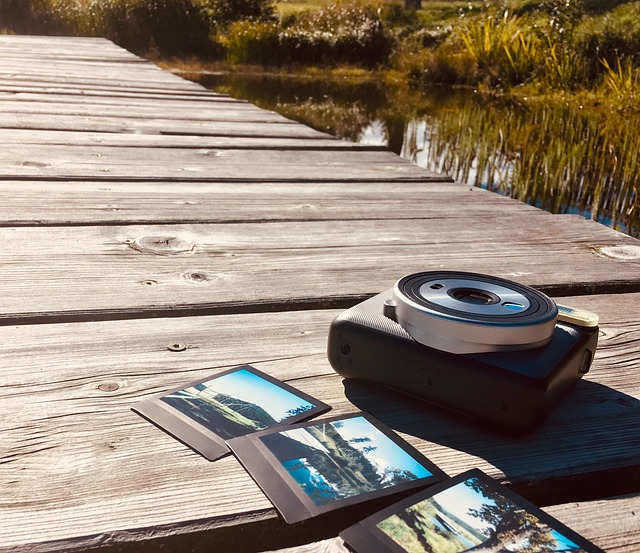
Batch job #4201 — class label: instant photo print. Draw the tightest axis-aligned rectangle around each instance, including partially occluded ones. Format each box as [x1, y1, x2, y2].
[227, 412, 446, 524]
[340, 468, 604, 553]
[132, 365, 330, 461]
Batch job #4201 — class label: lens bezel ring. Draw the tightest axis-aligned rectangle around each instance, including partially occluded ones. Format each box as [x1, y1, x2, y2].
[392, 271, 558, 354]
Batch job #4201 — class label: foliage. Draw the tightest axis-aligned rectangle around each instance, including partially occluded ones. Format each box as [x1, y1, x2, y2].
[574, 2, 640, 83]
[600, 55, 639, 102]
[414, 94, 640, 236]
[200, 0, 274, 29]
[542, 35, 585, 90]
[0, 0, 61, 33]
[283, 4, 390, 66]
[224, 19, 279, 63]
[225, 4, 390, 66]
[0, 0, 214, 55]
[457, 10, 540, 87]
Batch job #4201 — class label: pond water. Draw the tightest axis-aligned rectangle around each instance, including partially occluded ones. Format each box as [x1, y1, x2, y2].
[193, 73, 639, 238]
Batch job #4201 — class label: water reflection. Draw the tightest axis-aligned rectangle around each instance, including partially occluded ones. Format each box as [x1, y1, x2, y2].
[194, 73, 639, 238]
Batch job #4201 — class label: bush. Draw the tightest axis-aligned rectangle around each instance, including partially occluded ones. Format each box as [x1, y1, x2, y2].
[89, 0, 212, 56]
[0, 0, 63, 33]
[0, 0, 213, 56]
[201, 0, 273, 29]
[574, 2, 640, 83]
[280, 5, 390, 66]
[224, 19, 279, 64]
[224, 4, 391, 67]
[456, 10, 541, 88]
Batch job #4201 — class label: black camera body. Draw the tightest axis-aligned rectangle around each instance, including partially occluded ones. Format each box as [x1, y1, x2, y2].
[327, 272, 598, 433]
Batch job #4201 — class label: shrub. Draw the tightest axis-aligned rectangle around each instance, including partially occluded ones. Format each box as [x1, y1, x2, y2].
[456, 10, 540, 87]
[224, 19, 279, 64]
[574, 2, 640, 83]
[0, 0, 62, 33]
[201, 0, 274, 29]
[0, 0, 213, 56]
[542, 36, 587, 90]
[391, 34, 473, 85]
[224, 4, 391, 67]
[92, 0, 212, 56]
[281, 5, 390, 67]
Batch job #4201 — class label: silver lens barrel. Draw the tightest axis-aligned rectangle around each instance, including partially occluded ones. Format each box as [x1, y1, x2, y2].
[391, 271, 558, 354]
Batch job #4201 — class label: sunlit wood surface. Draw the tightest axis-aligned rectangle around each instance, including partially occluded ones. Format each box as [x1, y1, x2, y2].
[1, 35, 639, 553]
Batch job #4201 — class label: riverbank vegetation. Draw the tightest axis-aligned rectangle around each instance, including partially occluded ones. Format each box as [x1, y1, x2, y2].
[2, 0, 639, 106]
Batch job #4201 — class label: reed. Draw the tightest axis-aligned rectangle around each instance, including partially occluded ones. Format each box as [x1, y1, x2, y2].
[457, 10, 540, 87]
[413, 97, 639, 237]
[600, 56, 639, 102]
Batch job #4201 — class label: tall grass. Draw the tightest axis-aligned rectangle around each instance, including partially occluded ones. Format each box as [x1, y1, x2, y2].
[457, 10, 540, 87]
[414, 98, 639, 236]
[400, 1, 640, 102]
[600, 56, 639, 101]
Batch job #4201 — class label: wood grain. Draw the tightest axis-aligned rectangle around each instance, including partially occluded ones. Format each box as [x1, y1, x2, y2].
[0, 214, 638, 324]
[2, 35, 639, 553]
[0, 128, 372, 149]
[0, 112, 334, 138]
[264, 493, 640, 553]
[1, 292, 638, 552]
[0, 98, 302, 123]
[0, 35, 142, 60]
[0, 180, 502, 226]
[0, 144, 445, 180]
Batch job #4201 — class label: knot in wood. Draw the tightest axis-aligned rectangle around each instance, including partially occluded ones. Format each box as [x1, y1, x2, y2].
[98, 382, 119, 392]
[593, 245, 640, 261]
[129, 235, 195, 256]
[183, 271, 211, 282]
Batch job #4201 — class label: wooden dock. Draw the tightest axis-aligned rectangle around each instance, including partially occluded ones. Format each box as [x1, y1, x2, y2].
[1, 35, 639, 553]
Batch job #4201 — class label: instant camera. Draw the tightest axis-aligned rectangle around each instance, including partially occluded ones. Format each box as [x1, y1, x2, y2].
[327, 271, 599, 433]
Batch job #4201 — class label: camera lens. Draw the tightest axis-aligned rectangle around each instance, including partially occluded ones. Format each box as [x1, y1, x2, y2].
[392, 271, 558, 354]
[449, 288, 499, 305]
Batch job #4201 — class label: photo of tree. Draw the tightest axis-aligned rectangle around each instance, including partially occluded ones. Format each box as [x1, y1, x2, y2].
[160, 368, 315, 439]
[377, 476, 588, 553]
[261, 416, 433, 506]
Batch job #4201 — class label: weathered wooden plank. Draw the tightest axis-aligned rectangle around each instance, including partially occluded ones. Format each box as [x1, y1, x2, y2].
[265, 540, 349, 553]
[0, 34, 136, 49]
[0, 129, 375, 150]
[264, 493, 640, 553]
[0, 57, 208, 90]
[0, 180, 509, 225]
[0, 81, 223, 100]
[0, 58, 185, 77]
[0, 112, 335, 138]
[0, 69, 208, 93]
[0, 92, 248, 110]
[0, 70, 215, 96]
[0, 35, 141, 61]
[545, 494, 640, 553]
[0, 145, 444, 180]
[1, 292, 638, 551]
[0, 98, 316, 124]
[0, 61, 210, 95]
[0, 215, 637, 324]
